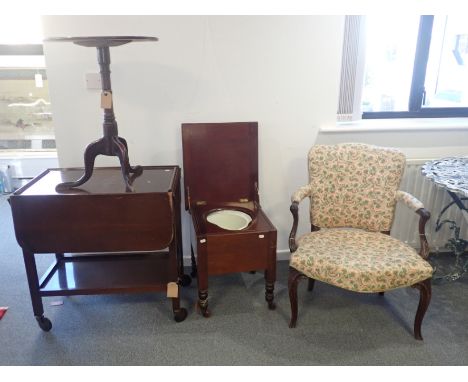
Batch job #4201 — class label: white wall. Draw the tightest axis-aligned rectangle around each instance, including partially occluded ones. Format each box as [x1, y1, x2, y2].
[317, 121, 468, 159]
[41, 15, 468, 257]
[41, 15, 345, 255]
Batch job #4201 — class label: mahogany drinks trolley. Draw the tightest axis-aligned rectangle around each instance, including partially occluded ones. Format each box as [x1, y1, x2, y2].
[9, 166, 189, 331]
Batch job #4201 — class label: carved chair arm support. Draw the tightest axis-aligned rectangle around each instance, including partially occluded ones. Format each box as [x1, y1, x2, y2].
[395, 191, 431, 259]
[416, 207, 431, 259]
[289, 202, 299, 253]
[289, 184, 313, 253]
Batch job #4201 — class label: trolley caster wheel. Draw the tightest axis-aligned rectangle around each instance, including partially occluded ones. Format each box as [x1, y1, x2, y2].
[173, 308, 188, 323]
[179, 274, 192, 287]
[35, 316, 52, 332]
[268, 301, 276, 310]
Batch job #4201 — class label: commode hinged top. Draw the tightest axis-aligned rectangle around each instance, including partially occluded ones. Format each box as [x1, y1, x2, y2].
[181, 122, 259, 209]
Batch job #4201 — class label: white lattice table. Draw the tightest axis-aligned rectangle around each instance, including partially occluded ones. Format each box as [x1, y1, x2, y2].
[422, 157, 468, 282]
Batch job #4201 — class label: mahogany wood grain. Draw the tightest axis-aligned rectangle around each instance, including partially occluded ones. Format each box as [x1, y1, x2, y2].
[182, 122, 277, 316]
[182, 122, 259, 208]
[10, 166, 188, 329]
[45, 37, 158, 192]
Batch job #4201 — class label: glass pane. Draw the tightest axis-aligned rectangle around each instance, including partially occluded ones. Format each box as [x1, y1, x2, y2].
[0, 15, 54, 152]
[361, 15, 420, 112]
[0, 70, 54, 150]
[424, 15, 468, 108]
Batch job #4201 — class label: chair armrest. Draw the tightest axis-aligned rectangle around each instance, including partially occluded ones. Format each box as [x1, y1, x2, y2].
[291, 184, 313, 204]
[395, 190, 425, 211]
[289, 202, 300, 253]
[395, 191, 431, 259]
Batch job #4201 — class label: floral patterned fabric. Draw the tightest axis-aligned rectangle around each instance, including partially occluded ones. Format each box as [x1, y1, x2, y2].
[291, 184, 313, 203]
[307, 143, 406, 232]
[395, 190, 425, 211]
[290, 229, 433, 293]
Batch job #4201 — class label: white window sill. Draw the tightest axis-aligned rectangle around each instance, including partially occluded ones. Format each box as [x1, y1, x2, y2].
[0, 150, 57, 159]
[320, 118, 468, 133]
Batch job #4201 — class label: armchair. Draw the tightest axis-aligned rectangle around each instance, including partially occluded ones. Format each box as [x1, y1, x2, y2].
[288, 143, 433, 340]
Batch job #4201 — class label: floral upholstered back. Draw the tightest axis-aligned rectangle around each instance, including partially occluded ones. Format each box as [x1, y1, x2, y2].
[308, 143, 406, 231]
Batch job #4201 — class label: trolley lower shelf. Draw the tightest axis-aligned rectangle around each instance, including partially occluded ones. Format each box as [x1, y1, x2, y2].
[39, 252, 177, 296]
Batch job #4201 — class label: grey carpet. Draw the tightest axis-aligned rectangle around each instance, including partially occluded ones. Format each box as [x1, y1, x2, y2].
[1, 195, 468, 365]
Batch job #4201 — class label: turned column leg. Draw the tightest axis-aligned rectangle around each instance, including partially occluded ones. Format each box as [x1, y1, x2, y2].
[265, 232, 277, 310]
[288, 267, 307, 328]
[265, 275, 276, 310]
[196, 239, 210, 317]
[412, 278, 432, 340]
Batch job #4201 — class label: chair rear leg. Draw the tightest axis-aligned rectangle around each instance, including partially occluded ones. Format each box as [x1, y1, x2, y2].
[412, 278, 432, 340]
[288, 267, 307, 328]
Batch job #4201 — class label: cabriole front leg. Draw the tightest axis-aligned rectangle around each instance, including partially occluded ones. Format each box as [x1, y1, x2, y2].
[412, 278, 432, 340]
[117, 136, 143, 175]
[55, 138, 105, 191]
[288, 267, 307, 328]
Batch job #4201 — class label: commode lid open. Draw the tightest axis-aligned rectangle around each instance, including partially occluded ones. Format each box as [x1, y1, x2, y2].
[206, 210, 252, 231]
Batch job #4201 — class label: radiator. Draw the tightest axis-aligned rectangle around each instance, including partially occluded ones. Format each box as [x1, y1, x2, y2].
[391, 159, 467, 251]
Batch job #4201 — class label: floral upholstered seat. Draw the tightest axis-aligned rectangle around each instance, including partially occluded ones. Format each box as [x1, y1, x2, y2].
[290, 229, 433, 293]
[288, 143, 433, 340]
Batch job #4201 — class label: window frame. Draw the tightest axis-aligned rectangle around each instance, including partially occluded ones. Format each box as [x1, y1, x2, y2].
[0, 43, 55, 152]
[362, 15, 468, 119]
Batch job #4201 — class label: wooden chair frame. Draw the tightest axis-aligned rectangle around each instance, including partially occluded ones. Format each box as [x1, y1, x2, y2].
[288, 199, 432, 340]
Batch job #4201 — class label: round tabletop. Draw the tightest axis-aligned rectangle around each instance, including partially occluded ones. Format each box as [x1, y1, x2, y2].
[45, 36, 158, 48]
[422, 157, 468, 197]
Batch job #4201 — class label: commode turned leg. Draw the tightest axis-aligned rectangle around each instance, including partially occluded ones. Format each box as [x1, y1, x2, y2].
[196, 240, 210, 317]
[265, 231, 277, 310]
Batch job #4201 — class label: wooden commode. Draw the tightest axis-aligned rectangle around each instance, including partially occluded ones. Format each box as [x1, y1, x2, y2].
[182, 122, 277, 317]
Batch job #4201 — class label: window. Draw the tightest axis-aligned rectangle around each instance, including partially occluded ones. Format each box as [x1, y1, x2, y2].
[0, 15, 55, 151]
[338, 15, 468, 120]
